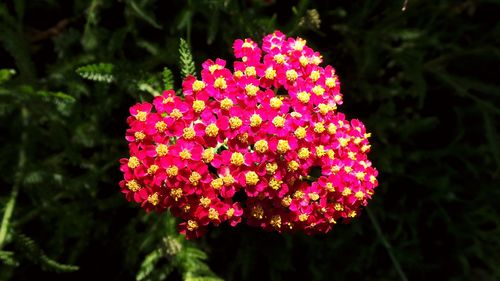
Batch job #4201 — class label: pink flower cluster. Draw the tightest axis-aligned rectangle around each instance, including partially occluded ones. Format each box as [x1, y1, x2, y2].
[119, 31, 378, 239]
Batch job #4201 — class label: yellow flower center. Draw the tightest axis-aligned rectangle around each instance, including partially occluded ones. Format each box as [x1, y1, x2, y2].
[205, 123, 219, 137]
[189, 171, 201, 185]
[298, 147, 310, 160]
[234, 70, 243, 78]
[135, 111, 147, 121]
[230, 152, 244, 166]
[272, 116, 285, 128]
[297, 91, 310, 103]
[170, 108, 183, 119]
[318, 103, 329, 115]
[245, 171, 259, 186]
[250, 114, 262, 127]
[312, 85, 325, 96]
[223, 174, 235, 186]
[269, 178, 282, 190]
[192, 80, 206, 92]
[229, 117, 242, 129]
[314, 122, 325, 134]
[147, 193, 159, 206]
[155, 121, 167, 132]
[211, 178, 223, 190]
[200, 197, 211, 208]
[126, 180, 141, 192]
[265, 67, 276, 79]
[308, 192, 319, 201]
[214, 77, 227, 90]
[325, 77, 336, 88]
[266, 162, 278, 175]
[294, 127, 307, 139]
[127, 156, 140, 169]
[355, 191, 365, 200]
[166, 165, 178, 177]
[270, 97, 282, 109]
[299, 55, 308, 66]
[245, 84, 259, 96]
[286, 69, 298, 81]
[328, 123, 337, 135]
[245, 66, 256, 76]
[209, 64, 222, 74]
[179, 149, 191, 160]
[348, 211, 357, 218]
[288, 160, 299, 171]
[270, 215, 282, 229]
[298, 214, 309, 222]
[315, 145, 326, 157]
[251, 205, 264, 219]
[220, 98, 233, 110]
[170, 188, 182, 201]
[294, 190, 305, 199]
[277, 140, 290, 154]
[208, 208, 219, 220]
[183, 127, 196, 140]
[226, 208, 235, 218]
[326, 183, 335, 192]
[187, 220, 198, 231]
[192, 100, 206, 113]
[334, 203, 344, 211]
[134, 131, 146, 140]
[156, 144, 169, 156]
[342, 188, 352, 196]
[147, 164, 159, 175]
[339, 137, 349, 147]
[254, 140, 268, 153]
[281, 196, 292, 207]
[293, 38, 306, 51]
[274, 54, 285, 64]
[309, 70, 320, 82]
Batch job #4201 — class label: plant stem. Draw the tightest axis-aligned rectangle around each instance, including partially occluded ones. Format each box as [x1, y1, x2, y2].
[0, 107, 28, 250]
[366, 207, 409, 281]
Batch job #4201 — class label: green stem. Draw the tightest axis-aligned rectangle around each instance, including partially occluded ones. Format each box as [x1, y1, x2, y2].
[0, 107, 28, 250]
[366, 207, 409, 281]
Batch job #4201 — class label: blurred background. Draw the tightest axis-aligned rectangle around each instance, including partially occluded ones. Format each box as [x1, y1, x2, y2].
[0, 0, 499, 280]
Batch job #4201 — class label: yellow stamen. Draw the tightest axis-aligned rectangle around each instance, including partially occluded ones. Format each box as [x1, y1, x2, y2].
[214, 77, 227, 90]
[126, 180, 141, 192]
[205, 123, 219, 137]
[229, 117, 242, 129]
[220, 98, 233, 110]
[200, 197, 211, 208]
[156, 144, 169, 157]
[230, 152, 244, 166]
[192, 100, 206, 113]
[250, 114, 262, 127]
[245, 171, 259, 186]
[192, 80, 206, 92]
[277, 140, 290, 154]
[254, 140, 269, 153]
[127, 156, 140, 169]
[147, 193, 159, 206]
[182, 127, 196, 140]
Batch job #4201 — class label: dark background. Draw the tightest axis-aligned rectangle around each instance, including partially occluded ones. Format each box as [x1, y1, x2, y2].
[0, 0, 499, 280]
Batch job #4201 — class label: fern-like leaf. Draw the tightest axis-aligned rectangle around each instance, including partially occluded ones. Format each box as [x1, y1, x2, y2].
[136, 249, 165, 281]
[0, 250, 18, 266]
[162, 67, 174, 90]
[76, 63, 115, 83]
[15, 233, 79, 272]
[179, 38, 196, 78]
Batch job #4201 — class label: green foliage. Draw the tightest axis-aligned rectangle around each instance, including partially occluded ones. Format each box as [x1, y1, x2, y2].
[13, 233, 79, 273]
[162, 67, 174, 91]
[179, 38, 196, 78]
[76, 63, 115, 83]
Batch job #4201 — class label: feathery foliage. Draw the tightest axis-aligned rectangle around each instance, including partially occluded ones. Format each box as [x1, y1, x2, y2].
[179, 38, 196, 78]
[76, 63, 115, 83]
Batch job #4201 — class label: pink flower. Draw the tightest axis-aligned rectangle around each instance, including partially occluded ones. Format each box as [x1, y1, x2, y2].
[119, 31, 378, 239]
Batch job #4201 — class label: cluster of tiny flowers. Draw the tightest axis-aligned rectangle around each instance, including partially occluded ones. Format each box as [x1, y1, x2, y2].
[119, 31, 378, 239]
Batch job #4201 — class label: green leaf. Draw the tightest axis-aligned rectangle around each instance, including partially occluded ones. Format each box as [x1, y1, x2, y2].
[76, 63, 115, 83]
[15, 233, 79, 272]
[162, 67, 174, 90]
[179, 38, 196, 78]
